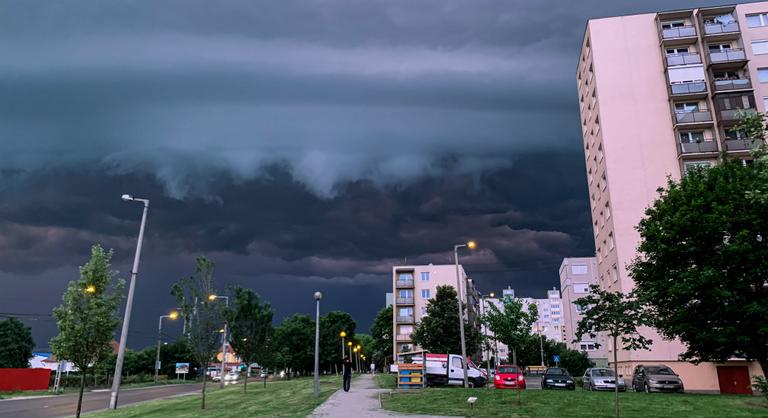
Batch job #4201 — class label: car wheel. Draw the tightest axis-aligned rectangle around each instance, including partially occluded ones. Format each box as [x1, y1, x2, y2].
[467, 381, 475, 388]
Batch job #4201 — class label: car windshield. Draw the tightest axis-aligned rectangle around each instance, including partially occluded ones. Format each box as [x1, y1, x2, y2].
[592, 369, 614, 377]
[498, 367, 519, 374]
[646, 366, 675, 375]
[546, 368, 567, 376]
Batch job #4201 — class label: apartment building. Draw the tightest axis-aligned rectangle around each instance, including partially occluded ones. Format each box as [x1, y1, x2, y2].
[559, 257, 608, 367]
[577, 3, 765, 392]
[391, 264, 480, 359]
[480, 287, 565, 363]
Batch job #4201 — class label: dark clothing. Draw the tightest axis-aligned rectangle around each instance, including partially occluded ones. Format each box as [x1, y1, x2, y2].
[343, 374, 351, 391]
[342, 358, 352, 392]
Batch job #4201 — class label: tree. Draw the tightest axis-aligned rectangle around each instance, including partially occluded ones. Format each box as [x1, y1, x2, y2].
[0, 317, 35, 368]
[369, 306, 393, 369]
[512, 337, 592, 377]
[273, 314, 315, 376]
[575, 285, 651, 418]
[411, 286, 482, 356]
[482, 295, 538, 404]
[318, 311, 356, 372]
[50, 245, 123, 418]
[630, 155, 768, 379]
[225, 287, 274, 392]
[170, 256, 223, 409]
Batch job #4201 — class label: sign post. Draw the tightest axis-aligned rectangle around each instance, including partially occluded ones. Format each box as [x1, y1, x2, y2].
[175, 362, 190, 382]
[552, 355, 560, 367]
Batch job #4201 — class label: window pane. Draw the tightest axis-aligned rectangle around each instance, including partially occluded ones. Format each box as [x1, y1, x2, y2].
[747, 14, 765, 28]
[759, 69, 768, 83]
[752, 40, 768, 55]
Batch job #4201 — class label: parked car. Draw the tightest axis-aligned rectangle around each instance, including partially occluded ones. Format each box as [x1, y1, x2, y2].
[582, 368, 626, 391]
[223, 371, 239, 385]
[542, 367, 575, 390]
[631, 364, 684, 393]
[494, 365, 526, 389]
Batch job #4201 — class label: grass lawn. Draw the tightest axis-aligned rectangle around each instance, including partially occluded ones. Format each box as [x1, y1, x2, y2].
[375, 373, 397, 389]
[381, 387, 768, 417]
[84, 376, 341, 418]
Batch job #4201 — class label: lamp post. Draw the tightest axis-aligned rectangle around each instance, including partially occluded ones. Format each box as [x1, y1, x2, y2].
[356, 345, 362, 373]
[453, 240, 476, 388]
[209, 294, 229, 389]
[481, 292, 495, 388]
[347, 341, 353, 369]
[155, 311, 179, 382]
[313, 291, 322, 397]
[339, 331, 346, 358]
[109, 194, 149, 410]
[353, 347, 359, 373]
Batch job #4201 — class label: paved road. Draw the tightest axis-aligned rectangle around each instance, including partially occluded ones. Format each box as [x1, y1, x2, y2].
[0, 384, 202, 418]
[526, 376, 543, 389]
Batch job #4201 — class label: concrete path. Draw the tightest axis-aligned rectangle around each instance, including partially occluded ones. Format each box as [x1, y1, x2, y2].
[309, 374, 448, 418]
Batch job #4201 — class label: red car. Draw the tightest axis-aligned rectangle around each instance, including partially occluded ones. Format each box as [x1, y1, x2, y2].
[494, 365, 526, 389]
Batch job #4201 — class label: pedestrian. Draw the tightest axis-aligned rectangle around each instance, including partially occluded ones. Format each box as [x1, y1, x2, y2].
[370, 362, 375, 375]
[342, 355, 352, 392]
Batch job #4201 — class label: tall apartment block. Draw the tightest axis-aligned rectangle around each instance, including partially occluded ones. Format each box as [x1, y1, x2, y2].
[577, 3, 765, 392]
[391, 264, 480, 360]
[559, 257, 608, 367]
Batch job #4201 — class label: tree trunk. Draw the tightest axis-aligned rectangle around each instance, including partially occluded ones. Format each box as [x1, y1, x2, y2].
[201, 368, 207, 410]
[613, 336, 619, 418]
[513, 348, 521, 406]
[75, 372, 85, 418]
[758, 356, 768, 380]
[243, 369, 248, 393]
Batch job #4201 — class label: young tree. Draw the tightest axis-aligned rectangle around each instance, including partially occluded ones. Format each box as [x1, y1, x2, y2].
[170, 256, 223, 409]
[225, 287, 274, 392]
[273, 314, 315, 376]
[318, 311, 356, 372]
[369, 306, 393, 369]
[411, 286, 481, 356]
[0, 317, 35, 368]
[50, 245, 123, 418]
[575, 285, 651, 418]
[482, 295, 538, 404]
[630, 156, 768, 378]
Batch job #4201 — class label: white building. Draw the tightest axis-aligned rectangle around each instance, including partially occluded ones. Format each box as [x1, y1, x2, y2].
[559, 257, 608, 367]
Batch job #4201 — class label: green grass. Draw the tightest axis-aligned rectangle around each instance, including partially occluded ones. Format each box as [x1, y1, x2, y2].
[375, 373, 397, 389]
[381, 387, 768, 417]
[83, 376, 341, 418]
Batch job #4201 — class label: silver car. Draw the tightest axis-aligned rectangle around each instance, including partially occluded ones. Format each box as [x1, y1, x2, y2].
[631, 364, 684, 393]
[582, 368, 626, 391]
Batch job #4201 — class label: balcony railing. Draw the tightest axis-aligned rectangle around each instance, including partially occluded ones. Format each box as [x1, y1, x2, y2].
[396, 315, 414, 323]
[708, 49, 747, 65]
[670, 81, 707, 96]
[680, 140, 718, 154]
[712, 78, 752, 92]
[666, 53, 702, 67]
[396, 297, 414, 305]
[661, 25, 697, 40]
[703, 21, 740, 36]
[395, 279, 414, 288]
[719, 107, 756, 122]
[724, 138, 762, 151]
[396, 334, 412, 342]
[674, 108, 713, 124]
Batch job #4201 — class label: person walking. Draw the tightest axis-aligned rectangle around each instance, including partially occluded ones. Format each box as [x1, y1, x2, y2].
[369, 362, 375, 375]
[342, 355, 352, 392]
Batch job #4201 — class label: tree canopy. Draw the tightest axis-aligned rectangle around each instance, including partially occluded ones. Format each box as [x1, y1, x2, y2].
[273, 314, 315, 374]
[369, 305, 393, 367]
[411, 285, 481, 356]
[482, 295, 538, 365]
[226, 287, 274, 391]
[318, 310, 356, 369]
[0, 317, 35, 368]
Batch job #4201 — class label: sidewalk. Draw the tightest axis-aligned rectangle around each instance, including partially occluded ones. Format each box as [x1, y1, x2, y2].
[309, 374, 448, 418]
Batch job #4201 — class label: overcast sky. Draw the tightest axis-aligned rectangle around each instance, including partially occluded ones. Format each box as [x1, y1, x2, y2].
[0, 0, 739, 349]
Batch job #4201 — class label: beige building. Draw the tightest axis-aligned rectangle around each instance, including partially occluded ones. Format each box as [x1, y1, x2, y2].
[577, 3, 765, 392]
[391, 264, 480, 360]
[559, 257, 608, 367]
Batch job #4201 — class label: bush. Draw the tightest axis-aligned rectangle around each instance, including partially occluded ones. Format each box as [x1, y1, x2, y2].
[753, 376, 768, 400]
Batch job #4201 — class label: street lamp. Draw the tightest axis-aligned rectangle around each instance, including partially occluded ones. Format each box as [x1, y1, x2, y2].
[84, 285, 97, 294]
[453, 240, 476, 388]
[155, 311, 179, 382]
[339, 331, 346, 358]
[480, 292, 495, 388]
[109, 194, 150, 410]
[209, 295, 229, 389]
[313, 291, 322, 397]
[347, 341, 353, 363]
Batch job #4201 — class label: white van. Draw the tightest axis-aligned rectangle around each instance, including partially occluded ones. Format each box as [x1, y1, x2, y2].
[409, 353, 486, 387]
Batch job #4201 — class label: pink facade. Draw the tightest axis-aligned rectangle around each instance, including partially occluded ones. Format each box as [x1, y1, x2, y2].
[578, 4, 766, 392]
[558, 257, 608, 365]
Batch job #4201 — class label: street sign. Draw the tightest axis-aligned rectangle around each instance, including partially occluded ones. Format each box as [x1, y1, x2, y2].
[552, 355, 560, 363]
[175, 362, 190, 374]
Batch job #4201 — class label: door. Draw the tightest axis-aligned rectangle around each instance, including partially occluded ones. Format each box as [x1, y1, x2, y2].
[448, 356, 464, 385]
[717, 366, 752, 394]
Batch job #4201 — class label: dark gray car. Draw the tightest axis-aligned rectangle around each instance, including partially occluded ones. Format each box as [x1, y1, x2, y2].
[631, 364, 684, 393]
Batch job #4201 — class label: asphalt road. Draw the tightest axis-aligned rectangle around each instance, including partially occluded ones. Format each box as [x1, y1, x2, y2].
[0, 383, 202, 418]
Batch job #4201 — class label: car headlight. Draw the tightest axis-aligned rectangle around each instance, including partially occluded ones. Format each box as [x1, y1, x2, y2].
[618, 378, 625, 385]
[494, 375, 500, 381]
[648, 379, 658, 384]
[546, 379, 553, 383]
[567, 380, 573, 384]
[518, 375, 524, 381]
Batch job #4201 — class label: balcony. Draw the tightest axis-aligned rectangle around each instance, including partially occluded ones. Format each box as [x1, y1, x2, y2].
[680, 140, 718, 154]
[718, 107, 756, 124]
[669, 81, 707, 98]
[396, 315, 414, 323]
[703, 21, 740, 38]
[395, 279, 414, 288]
[661, 25, 697, 44]
[724, 138, 762, 151]
[665, 52, 702, 67]
[673, 108, 713, 126]
[707, 49, 747, 67]
[396, 297, 414, 305]
[396, 334, 412, 342]
[712, 78, 752, 93]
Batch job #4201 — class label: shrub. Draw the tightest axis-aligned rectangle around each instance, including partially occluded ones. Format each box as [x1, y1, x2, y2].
[753, 376, 768, 400]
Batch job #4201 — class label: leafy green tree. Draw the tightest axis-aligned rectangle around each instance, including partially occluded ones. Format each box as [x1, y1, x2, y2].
[318, 310, 356, 372]
[630, 156, 768, 379]
[411, 286, 482, 356]
[575, 285, 651, 418]
[171, 256, 224, 409]
[159, 337, 197, 377]
[225, 287, 274, 392]
[369, 306, 393, 369]
[50, 245, 123, 418]
[512, 337, 591, 376]
[0, 317, 35, 368]
[273, 314, 315, 376]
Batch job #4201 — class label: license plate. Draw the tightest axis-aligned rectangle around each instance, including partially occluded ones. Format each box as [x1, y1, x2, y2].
[663, 385, 675, 389]
[555, 383, 566, 387]
[504, 381, 515, 385]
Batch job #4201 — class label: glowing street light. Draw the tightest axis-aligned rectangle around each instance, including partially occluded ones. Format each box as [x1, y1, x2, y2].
[339, 331, 347, 359]
[84, 285, 97, 294]
[155, 310, 179, 382]
[453, 240, 477, 388]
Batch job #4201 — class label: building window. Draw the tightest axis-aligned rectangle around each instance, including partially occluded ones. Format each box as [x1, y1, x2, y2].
[421, 307, 427, 315]
[752, 40, 768, 55]
[605, 202, 611, 220]
[759, 68, 768, 83]
[571, 264, 588, 275]
[684, 161, 712, 173]
[421, 289, 430, 299]
[679, 131, 705, 143]
[608, 233, 615, 250]
[420, 272, 429, 281]
[611, 265, 619, 283]
[747, 13, 768, 28]
[551, 304, 560, 309]
[764, 97, 768, 111]
[398, 273, 413, 281]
